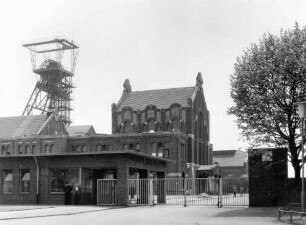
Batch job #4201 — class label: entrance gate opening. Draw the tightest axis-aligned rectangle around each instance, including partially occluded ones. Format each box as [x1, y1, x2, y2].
[127, 177, 249, 207]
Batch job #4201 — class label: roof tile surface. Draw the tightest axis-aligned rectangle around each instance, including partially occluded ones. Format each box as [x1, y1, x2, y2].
[117, 86, 196, 111]
[0, 114, 47, 139]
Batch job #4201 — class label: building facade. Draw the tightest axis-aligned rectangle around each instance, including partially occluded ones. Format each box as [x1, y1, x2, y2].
[0, 73, 212, 205]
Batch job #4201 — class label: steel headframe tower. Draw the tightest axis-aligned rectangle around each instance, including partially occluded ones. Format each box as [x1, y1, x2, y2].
[22, 38, 79, 126]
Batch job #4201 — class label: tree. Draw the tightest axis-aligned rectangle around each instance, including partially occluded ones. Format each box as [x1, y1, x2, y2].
[229, 23, 306, 182]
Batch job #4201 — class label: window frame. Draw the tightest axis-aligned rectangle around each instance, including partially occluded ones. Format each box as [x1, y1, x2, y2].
[20, 169, 30, 194]
[3, 169, 13, 194]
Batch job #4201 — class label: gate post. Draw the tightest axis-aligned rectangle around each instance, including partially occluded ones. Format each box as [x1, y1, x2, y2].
[184, 177, 187, 207]
[219, 178, 223, 208]
[149, 179, 154, 207]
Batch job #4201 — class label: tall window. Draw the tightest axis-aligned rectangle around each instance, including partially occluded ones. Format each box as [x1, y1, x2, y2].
[50, 169, 67, 193]
[31, 145, 36, 154]
[5, 146, 10, 155]
[123, 144, 129, 151]
[129, 144, 134, 150]
[124, 121, 131, 133]
[1, 146, 5, 155]
[157, 143, 163, 157]
[148, 120, 155, 132]
[82, 145, 87, 152]
[45, 144, 49, 153]
[135, 144, 141, 152]
[164, 143, 170, 158]
[3, 170, 13, 194]
[151, 143, 157, 156]
[20, 169, 30, 193]
[172, 119, 180, 131]
[18, 145, 23, 154]
[25, 145, 30, 154]
[49, 144, 54, 153]
[96, 144, 102, 151]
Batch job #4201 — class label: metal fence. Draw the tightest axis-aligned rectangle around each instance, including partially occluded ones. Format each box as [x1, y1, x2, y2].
[221, 178, 249, 206]
[127, 177, 249, 207]
[97, 179, 117, 206]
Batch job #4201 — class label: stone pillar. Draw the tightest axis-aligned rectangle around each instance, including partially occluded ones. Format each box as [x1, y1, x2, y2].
[117, 160, 129, 206]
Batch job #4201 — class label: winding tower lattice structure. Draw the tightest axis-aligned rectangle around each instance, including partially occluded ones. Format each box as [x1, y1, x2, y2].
[22, 38, 79, 126]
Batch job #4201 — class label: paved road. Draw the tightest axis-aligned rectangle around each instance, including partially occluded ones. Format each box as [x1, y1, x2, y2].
[0, 205, 283, 225]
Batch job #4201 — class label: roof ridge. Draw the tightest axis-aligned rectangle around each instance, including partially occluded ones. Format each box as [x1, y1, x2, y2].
[129, 86, 195, 93]
[0, 114, 46, 120]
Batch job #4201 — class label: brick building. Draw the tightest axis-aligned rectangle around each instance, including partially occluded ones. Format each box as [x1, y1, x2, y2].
[0, 73, 212, 205]
[212, 150, 248, 178]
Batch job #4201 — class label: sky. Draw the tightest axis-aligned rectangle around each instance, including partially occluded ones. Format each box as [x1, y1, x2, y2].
[1, 0, 306, 151]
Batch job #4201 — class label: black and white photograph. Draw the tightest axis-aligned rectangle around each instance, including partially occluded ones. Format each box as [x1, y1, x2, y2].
[0, 0, 306, 224]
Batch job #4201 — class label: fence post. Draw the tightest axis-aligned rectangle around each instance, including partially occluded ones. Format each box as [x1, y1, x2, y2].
[149, 179, 154, 207]
[219, 177, 223, 208]
[290, 210, 292, 222]
[184, 177, 187, 207]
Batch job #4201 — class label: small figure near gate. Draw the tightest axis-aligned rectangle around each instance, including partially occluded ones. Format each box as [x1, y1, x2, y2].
[64, 182, 73, 205]
[239, 186, 244, 196]
[233, 185, 237, 197]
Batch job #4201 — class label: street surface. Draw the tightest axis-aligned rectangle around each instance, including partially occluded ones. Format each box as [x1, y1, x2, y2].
[0, 205, 283, 225]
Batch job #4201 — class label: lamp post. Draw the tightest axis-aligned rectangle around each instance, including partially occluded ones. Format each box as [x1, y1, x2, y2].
[295, 100, 306, 212]
[214, 162, 221, 208]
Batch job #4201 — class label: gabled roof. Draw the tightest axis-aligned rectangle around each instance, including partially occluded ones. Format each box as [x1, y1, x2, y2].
[213, 150, 247, 167]
[117, 86, 196, 111]
[66, 125, 96, 136]
[0, 114, 48, 139]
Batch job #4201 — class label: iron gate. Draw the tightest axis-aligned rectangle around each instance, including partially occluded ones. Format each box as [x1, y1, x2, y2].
[127, 177, 249, 207]
[97, 179, 117, 206]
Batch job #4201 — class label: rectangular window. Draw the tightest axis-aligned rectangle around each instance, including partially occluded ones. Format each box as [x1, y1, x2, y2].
[3, 169, 13, 194]
[20, 169, 30, 193]
[50, 169, 67, 193]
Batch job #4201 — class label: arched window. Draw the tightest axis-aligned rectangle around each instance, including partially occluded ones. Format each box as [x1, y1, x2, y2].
[148, 120, 155, 132]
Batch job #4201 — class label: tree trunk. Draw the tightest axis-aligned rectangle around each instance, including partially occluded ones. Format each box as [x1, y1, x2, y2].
[289, 140, 300, 184]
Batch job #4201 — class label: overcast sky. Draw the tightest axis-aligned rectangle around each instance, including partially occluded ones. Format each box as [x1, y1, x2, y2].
[1, 0, 306, 150]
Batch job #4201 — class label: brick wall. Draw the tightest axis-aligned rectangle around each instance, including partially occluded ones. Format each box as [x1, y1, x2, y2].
[248, 148, 288, 206]
[0, 154, 167, 205]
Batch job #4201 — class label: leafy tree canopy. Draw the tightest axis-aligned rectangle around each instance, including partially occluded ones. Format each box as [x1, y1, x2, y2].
[229, 23, 306, 180]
